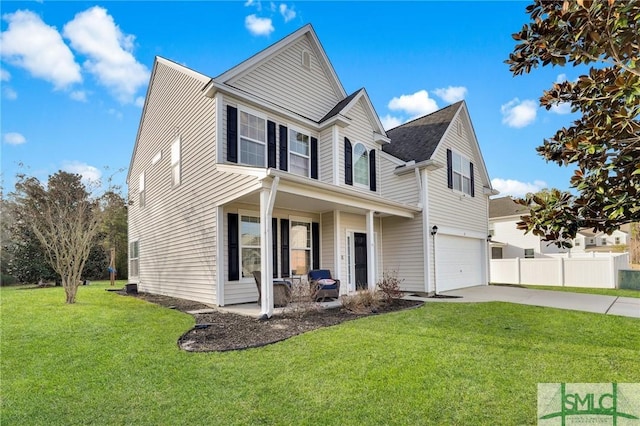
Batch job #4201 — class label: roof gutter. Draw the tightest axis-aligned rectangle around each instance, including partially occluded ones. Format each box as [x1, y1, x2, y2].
[393, 159, 443, 176]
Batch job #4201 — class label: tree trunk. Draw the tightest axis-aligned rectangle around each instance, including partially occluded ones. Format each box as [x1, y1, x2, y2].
[63, 278, 78, 304]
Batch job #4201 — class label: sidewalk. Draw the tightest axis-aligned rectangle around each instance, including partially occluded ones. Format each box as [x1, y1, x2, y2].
[405, 285, 640, 318]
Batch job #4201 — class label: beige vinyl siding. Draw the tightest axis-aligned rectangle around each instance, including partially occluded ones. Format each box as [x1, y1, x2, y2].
[320, 211, 335, 272]
[222, 203, 322, 304]
[129, 60, 257, 306]
[381, 215, 425, 292]
[378, 152, 420, 205]
[231, 36, 341, 122]
[428, 116, 488, 235]
[318, 127, 334, 184]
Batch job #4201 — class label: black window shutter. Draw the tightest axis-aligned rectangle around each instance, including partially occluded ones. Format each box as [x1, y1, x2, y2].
[345, 138, 353, 185]
[228, 213, 239, 281]
[280, 219, 290, 277]
[272, 217, 278, 278]
[279, 125, 288, 171]
[227, 106, 238, 163]
[312, 222, 320, 270]
[310, 137, 318, 179]
[470, 162, 475, 197]
[369, 149, 377, 192]
[446, 149, 453, 189]
[267, 121, 276, 168]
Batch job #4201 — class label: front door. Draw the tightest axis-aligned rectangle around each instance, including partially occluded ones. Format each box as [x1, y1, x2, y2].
[354, 232, 368, 290]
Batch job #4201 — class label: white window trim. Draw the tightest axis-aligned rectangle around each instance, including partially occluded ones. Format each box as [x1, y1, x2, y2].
[239, 210, 261, 279]
[171, 137, 181, 187]
[287, 126, 311, 178]
[353, 142, 369, 189]
[451, 150, 472, 196]
[289, 215, 313, 276]
[238, 107, 267, 167]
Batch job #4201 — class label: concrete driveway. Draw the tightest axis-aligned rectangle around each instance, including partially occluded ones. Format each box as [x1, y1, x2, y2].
[408, 285, 640, 318]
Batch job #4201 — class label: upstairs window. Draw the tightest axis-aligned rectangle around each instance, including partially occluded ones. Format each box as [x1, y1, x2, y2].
[353, 143, 369, 187]
[171, 137, 181, 187]
[289, 129, 310, 177]
[447, 149, 474, 196]
[524, 248, 534, 259]
[240, 111, 266, 167]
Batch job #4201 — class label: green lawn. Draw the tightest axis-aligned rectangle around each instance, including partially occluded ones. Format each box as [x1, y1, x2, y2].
[2, 282, 639, 425]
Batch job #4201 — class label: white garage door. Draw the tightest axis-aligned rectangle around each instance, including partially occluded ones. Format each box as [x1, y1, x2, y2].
[436, 235, 485, 292]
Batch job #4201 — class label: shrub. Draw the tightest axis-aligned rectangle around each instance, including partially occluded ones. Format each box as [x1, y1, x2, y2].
[283, 280, 321, 317]
[341, 290, 381, 314]
[377, 271, 404, 305]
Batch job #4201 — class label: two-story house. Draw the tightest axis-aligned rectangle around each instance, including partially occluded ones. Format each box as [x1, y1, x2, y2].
[127, 24, 496, 317]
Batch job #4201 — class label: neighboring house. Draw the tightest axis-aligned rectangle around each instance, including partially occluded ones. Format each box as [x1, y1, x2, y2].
[127, 24, 496, 317]
[489, 196, 569, 259]
[572, 226, 629, 252]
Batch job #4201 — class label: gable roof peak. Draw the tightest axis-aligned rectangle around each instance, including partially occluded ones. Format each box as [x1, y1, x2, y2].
[213, 23, 346, 98]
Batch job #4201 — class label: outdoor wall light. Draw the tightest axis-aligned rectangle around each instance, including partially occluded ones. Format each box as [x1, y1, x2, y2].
[430, 225, 438, 236]
[487, 234, 492, 242]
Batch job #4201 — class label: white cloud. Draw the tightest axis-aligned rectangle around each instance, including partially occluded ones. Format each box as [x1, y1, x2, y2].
[61, 161, 102, 185]
[0, 10, 82, 89]
[433, 86, 467, 103]
[555, 73, 567, 83]
[501, 98, 537, 128]
[70, 90, 87, 102]
[245, 14, 274, 36]
[549, 102, 572, 115]
[135, 96, 145, 107]
[491, 178, 547, 198]
[0, 68, 10, 81]
[244, 0, 262, 11]
[3, 132, 26, 145]
[388, 90, 438, 118]
[3, 87, 17, 100]
[380, 114, 403, 130]
[279, 4, 296, 22]
[108, 108, 123, 119]
[63, 6, 150, 104]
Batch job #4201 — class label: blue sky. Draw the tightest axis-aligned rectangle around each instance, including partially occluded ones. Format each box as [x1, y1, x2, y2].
[1, 1, 579, 197]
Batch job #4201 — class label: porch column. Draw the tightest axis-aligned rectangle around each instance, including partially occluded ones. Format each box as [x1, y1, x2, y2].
[259, 188, 273, 318]
[260, 177, 279, 319]
[419, 168, 432, 294]
[366, 210, 376, 292]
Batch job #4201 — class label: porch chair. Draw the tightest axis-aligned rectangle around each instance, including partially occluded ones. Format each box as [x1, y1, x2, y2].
[307, 269, 340, 301]
[252, 271, 292, 307]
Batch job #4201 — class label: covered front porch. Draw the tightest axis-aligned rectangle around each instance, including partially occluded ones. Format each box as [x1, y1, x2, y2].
[215, 165, 420, 318]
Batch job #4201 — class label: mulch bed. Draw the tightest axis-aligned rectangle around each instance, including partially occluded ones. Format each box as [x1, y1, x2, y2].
[119, 291, 423, 352]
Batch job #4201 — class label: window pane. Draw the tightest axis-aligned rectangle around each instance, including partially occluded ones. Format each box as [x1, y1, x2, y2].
[290, 153, 309, 177]
[241, 216, 260, 246]
[290, 221, 310, 248]
[462, 176, 470, 195]
[240, 138, 265, 166]
[453, 173, 462, 191]
[242, 248, 261, 277]
[353, 143, 368, 186]
[289, 130, 309, 156]
[290, 249, 310, 275]
[240, 111, 265, 142]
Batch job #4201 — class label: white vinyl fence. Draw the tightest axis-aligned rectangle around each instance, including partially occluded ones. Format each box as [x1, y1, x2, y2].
[490, 253, 629, 288]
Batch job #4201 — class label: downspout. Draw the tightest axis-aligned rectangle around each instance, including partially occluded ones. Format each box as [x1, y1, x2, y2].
[416, 168, 431, 293]
[260, 176, 280, 319]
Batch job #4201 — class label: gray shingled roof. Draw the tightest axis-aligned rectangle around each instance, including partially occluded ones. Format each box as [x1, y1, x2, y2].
[383, 101, 463, 162]
[319, 89, 362, 123]
[489, 196, 530, 218]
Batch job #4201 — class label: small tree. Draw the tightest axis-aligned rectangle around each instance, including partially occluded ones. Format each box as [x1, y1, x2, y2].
[13, 171, 102, 303]
[506, 0, 640, 246]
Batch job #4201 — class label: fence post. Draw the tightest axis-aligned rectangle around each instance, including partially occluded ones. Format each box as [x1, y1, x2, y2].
[516, 257, 521, 284]
[559, 257, 565, 286]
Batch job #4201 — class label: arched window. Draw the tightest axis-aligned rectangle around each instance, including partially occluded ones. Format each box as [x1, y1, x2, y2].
[353, 143, 369, 187]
